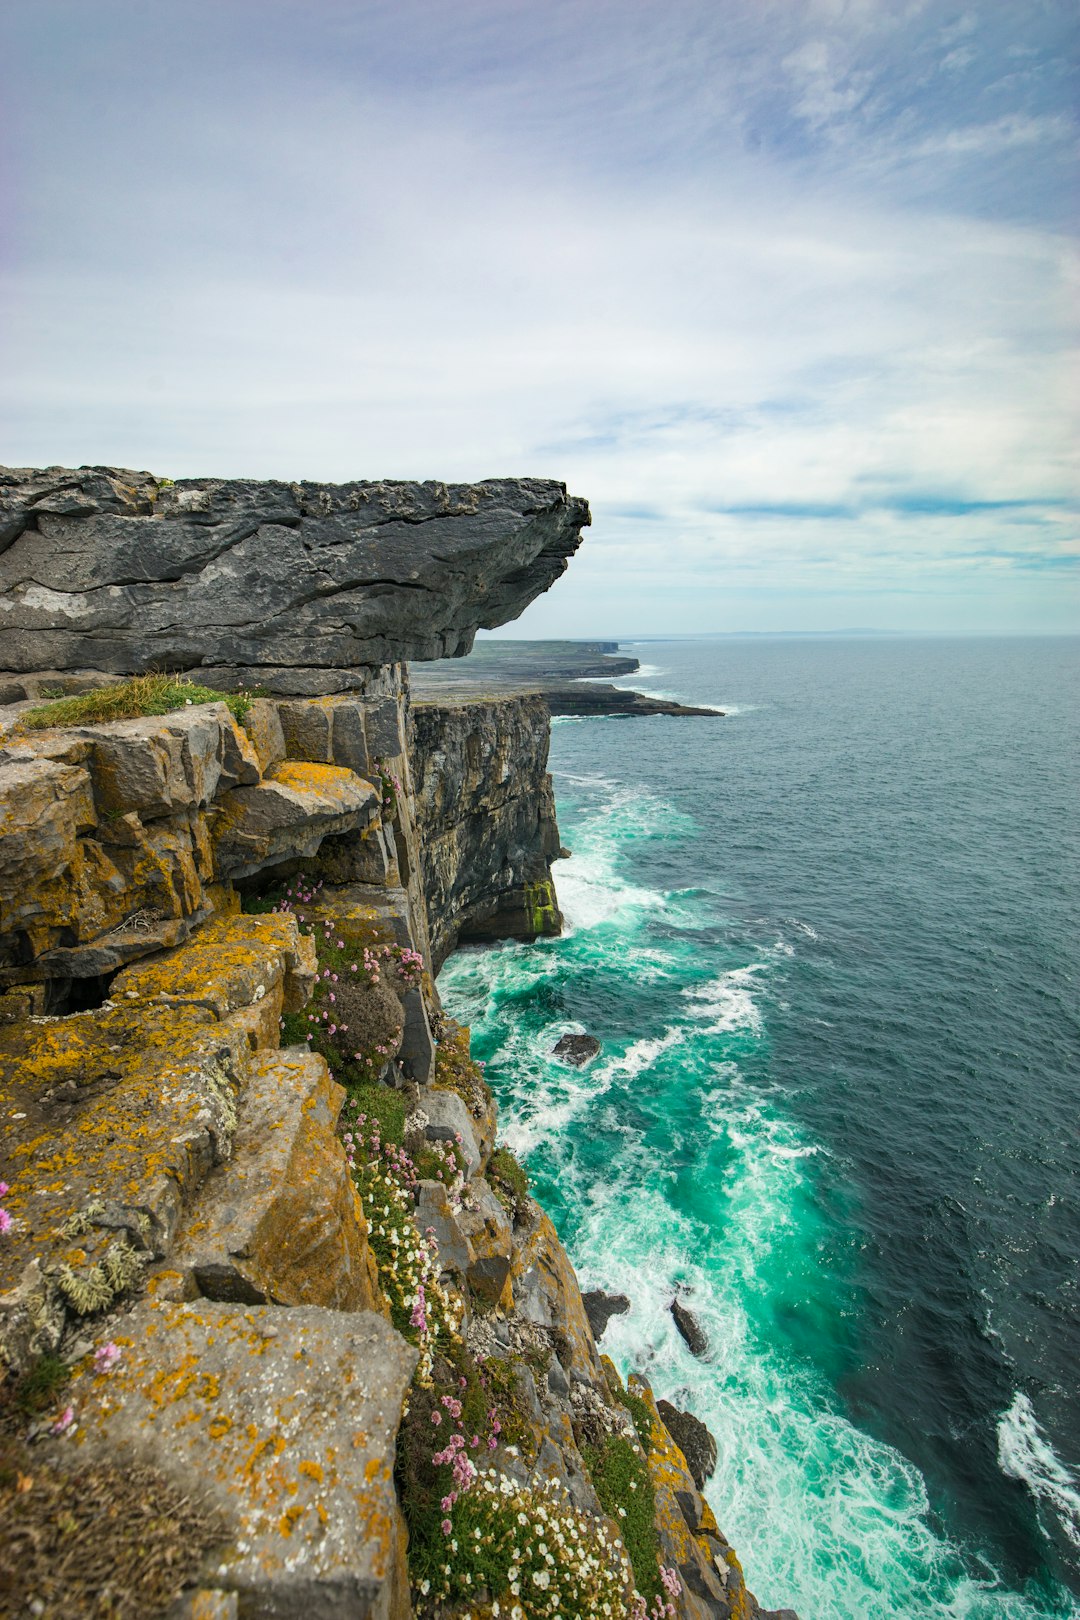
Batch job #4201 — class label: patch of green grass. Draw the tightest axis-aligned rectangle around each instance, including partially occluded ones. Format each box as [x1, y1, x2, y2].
[487, 1145, 529, 1218]
[341, 1078, 406, 1147]
[618, 1387, 655, 1456]
[13, 1354, 70, 1418]
[583, 1432, 660, 1604]
[20, 672, 254, 730]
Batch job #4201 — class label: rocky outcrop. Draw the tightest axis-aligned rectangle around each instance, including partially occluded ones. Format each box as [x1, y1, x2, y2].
[409, 693, 564, 969]
[0, 465, 797, 1620]
[0, 467, 590, 691]
[657, 1401, 718, 1492]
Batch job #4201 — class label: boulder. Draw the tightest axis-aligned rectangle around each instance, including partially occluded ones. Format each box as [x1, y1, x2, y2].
[0, 467, 590, 689]
[581, 1289, 630, 1341]
[169, 1048, 380, 1312]
[671, 1296, 709, 1358]
[58, 1301, 416, 1618]
[552, 1033, 602, 1066]
[212, 763, 380, 881]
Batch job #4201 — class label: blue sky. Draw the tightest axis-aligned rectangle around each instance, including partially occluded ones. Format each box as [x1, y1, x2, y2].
[1, 0, 1076, 634]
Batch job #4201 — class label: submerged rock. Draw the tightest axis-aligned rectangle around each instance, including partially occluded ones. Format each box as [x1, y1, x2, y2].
[582, 1289, 630, 1341]
[671, 1296, 709, 1358]
[657, 1399, 718, 1490]
[552, 1032, 602, 1066]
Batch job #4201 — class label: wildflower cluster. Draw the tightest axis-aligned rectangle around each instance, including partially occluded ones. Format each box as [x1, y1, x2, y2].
[372, 757, 403, 817]
[340, 1099, 461, 1381]
[412, 1469, 637, 1619]
[0, 1179, 12, 1235]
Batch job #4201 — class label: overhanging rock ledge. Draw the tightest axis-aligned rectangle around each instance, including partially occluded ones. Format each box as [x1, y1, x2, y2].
[0, 466, 591, 694]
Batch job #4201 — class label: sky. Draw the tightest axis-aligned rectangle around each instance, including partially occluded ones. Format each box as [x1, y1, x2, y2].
[1, 0, 1077, 636]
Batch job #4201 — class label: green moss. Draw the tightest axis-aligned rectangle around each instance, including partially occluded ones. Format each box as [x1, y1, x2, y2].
[343, 1079, 406, 1148]
[583, 1432, 660, 1603]
[524, 877, 559, 934]
[618, 1387, 655, 1456]
[20, 672, 254, 730]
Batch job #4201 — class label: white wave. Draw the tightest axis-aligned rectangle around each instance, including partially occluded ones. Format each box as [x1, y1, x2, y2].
[682, 965, 765, 1035]
[998, 1393, 1080, 1551]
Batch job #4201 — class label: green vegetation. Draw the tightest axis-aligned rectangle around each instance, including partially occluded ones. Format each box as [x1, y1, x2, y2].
[583, 1432, 660, 1605]
[12, 1354, 69, 1418]
[525, 877, 559, 934]
[617, 1386, 655, 1456]
[20, 672, 254, 730]
[488, 1144, 530, 1219]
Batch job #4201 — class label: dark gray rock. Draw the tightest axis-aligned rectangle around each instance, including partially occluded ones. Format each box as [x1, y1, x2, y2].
[553, 1033, 602, 1066]
[409, 694, 564, 968]
[671, 1296, 709, 1358]
[581, 1289, 630, 1341]
[657, 1399, 718, 1490]
[0, 466, 590, 689]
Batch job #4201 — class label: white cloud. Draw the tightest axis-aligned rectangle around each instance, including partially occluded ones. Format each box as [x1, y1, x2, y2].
[0, 0, 1076, 634]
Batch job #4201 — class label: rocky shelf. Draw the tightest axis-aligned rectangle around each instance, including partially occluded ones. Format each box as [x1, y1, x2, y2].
[409, 639, 724, 718]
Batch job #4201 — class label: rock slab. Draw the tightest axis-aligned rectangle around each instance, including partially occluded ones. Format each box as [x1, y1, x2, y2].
[0, 467, 590, 688]
[64, 1300, 416, 1619]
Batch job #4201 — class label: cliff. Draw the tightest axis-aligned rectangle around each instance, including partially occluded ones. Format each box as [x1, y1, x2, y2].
[0, 468, 794, 1620]
[409, 693, 563, 970]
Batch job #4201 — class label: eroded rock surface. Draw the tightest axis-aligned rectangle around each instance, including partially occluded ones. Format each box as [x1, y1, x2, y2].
[0, 466, 590, 688]
[60, 1300, 416, 1619]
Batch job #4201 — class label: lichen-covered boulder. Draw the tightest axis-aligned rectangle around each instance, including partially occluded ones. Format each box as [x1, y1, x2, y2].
[56, 1300, 417, 1619]
[169, 1048, 381, 1313]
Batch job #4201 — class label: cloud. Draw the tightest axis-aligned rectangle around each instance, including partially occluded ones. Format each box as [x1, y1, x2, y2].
[0, 0, 1076, 634]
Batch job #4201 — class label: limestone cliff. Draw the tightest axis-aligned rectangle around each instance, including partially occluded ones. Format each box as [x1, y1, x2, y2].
[0, 468, 795, 1620]
[409, 693, 563, 970]
[0, 466, 590, 692]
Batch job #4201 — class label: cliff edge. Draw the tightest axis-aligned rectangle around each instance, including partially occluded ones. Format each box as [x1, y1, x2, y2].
[0, 467, 794, 1620]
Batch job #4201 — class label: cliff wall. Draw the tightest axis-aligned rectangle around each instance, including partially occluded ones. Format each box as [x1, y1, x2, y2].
[0, 467, 794, 1620]
[409, 693, 563, 970]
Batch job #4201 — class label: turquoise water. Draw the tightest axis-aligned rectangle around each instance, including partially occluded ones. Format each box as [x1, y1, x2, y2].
[437, 636, 1080, 1620]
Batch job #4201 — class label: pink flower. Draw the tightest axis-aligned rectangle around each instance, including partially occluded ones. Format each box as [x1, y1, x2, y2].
[441, 1518, 452, 1536]
[0, 1209, 12, 1235]
[94, 1342, 122, 1374]
[431, 1410, 442, 1426]
[51, 1405, 75, 1436]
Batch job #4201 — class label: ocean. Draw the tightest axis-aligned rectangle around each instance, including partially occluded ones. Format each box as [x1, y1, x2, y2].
[436, 635, 1080, 1620]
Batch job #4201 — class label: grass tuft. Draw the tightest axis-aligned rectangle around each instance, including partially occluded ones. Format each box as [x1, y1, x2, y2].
[20, 672, 254, 730]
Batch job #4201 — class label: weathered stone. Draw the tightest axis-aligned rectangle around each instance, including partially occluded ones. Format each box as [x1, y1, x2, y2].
[418, 1086, 481, 1177]
[629, 1375, 741, 1620]
[399, 985, 435, 1085]
[510, 1208, 604, 1387]
[581, 1289, 630, 1342]
[112, 912, 316, 1019]
[414, 1177, 511, 1305]
[553, 1033, 602, 1066]
[0, 1003, 249, 1367]
[166, 1591, 239, 1620]
[60, 1300, 416, 1618]
[76, 705, 258, 820]
[0, 467, 590, 688]
[212, 763, 380, 881]
[0, 756, 96, 951]
[671, 1296, 709, 1358]
[409, 694, 564, 968]
[242, 698, 287, 774]
[657, 1400, 718, 1491]
[171, 1048, 379, 1312]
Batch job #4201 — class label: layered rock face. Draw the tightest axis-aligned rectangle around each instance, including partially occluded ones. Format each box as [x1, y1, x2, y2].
[409, 693, 563, 969]
[0, 466, 795, 1620]
[0, 466, 590, 693]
